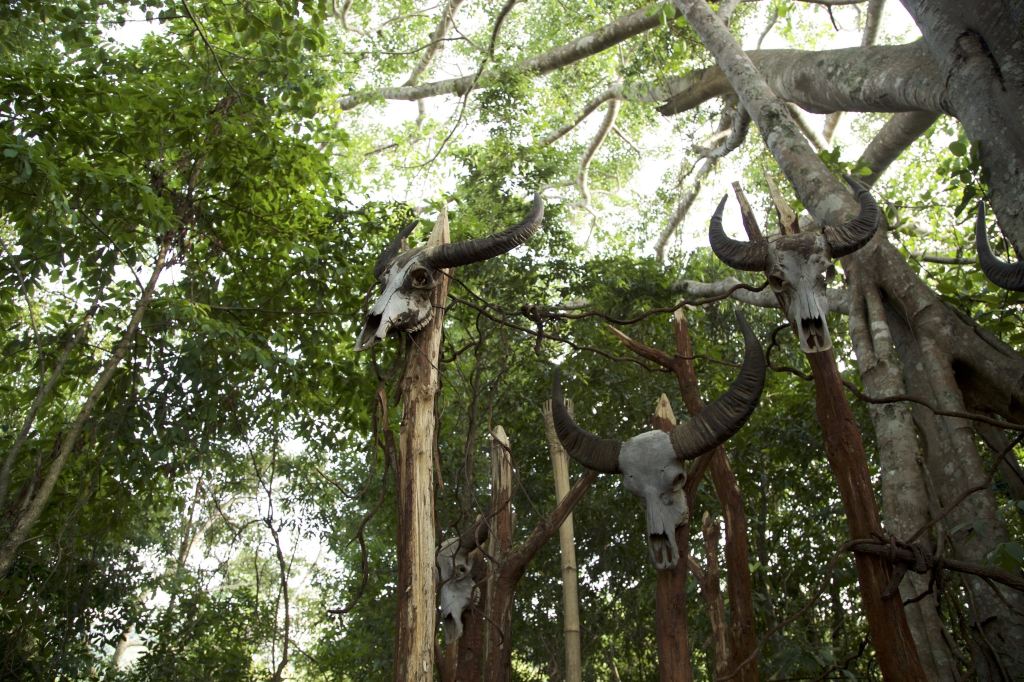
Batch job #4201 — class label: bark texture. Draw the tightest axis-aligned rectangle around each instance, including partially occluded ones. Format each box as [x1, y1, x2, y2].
[394, 211, 450, 682]
[671, 2, 926, 677]
[657, 42, 949, 117]
[651, 398, 695, 682]
[899, 0, 1024, 255]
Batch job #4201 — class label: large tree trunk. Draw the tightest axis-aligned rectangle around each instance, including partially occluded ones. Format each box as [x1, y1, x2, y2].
[671, 2, 927, 678]
[845, 236, 1024, 679]
[898, 0, 1024, 253]
[656, 42, 948, 117]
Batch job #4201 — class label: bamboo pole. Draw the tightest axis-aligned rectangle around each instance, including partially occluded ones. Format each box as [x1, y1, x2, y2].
[394, 208, 450, 682]
[542, 399, 583, 682]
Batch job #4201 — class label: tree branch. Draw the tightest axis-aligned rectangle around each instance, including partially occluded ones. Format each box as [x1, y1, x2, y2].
[339, 3, 666, 110]
[657, 42, 948, 118]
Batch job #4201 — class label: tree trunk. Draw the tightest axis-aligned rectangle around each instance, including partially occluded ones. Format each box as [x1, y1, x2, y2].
[394, 210, 450, 682]
[671, 310, 759, 682]
[543, 399, 584, 682]
[807, 351, 926, 681]
[670, 3, 928, 677]
[898, 0, 1024, 253]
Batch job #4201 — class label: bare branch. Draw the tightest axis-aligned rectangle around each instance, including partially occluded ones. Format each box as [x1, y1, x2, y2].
[339, 3, 665, 109]
[577, 99, 621, 210]
[403, 0, 466, 86]
[673, 277, 849, 313]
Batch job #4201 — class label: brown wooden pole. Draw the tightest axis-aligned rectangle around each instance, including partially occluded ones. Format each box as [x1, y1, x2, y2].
[807, 350, 925, 681]
[652, 396, 695, 682]
[542, 399, 584, 682]
[395, 208, 450, 682]
[671, 310, 760, 682]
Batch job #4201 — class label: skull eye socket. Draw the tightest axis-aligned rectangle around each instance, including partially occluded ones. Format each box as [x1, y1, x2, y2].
[410, 268, 433, 288]
[456, 564, 468, 576]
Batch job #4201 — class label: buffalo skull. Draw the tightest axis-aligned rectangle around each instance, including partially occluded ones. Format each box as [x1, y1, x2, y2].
[356, 195, 545, 350]
[708, 177, 879, 353]
[975, 201, 1024, 291]
[436, 519, 489, 642]
[551, 313, 765, 570]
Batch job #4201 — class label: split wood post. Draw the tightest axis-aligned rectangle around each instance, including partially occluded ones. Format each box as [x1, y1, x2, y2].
[542, 399, 584, 682]
[454, 555, 489, 681]
[671, 2, 927, 677]
[395, 207, 450, 682]
[651, 395, 694, 682]
[609, 312, 760, 681]
[671, 310, 759, 682]
[484, 425, 514, 680]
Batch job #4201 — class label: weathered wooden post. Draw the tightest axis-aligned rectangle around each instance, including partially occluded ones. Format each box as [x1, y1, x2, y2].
[356, 196, 545, 679]
[542, 399, 584, 682]
[650, 395, 694, 682]
[484, 426, 515, 679]
[395, 208, 450, 682]
[610, 310, 760, 681]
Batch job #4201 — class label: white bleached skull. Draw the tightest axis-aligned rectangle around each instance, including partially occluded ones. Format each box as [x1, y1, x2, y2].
[551, 313, 766, 570]
[436, 522, 488, 642]
[708, 176, 879, 353]
[765, 232, 836, 353]
[619, 431, 688, 569]
[356, 195, 544, 350]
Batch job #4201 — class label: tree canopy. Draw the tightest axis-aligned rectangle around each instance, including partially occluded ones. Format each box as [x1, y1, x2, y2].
[2, 1, 1023, 680]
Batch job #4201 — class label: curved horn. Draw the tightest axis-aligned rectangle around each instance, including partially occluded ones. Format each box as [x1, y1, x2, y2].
[709, 195, 769, 271]
[424, 194, 544, 269]
[374, 218, 419, 281]
[458, 517, 489, 552]
[975, 201, 1024, 291]
[823, 176, 880, 258]
[670, 312, 766, 459]
[551, 370, 622, 474]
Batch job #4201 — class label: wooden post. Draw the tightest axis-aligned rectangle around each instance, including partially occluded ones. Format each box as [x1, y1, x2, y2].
[807, 351, 924, 681]
[671, 310, 759, 682]
[543, 399, 584, 682]
[484, 426, 514, 681]
[395, 208, 450, 682]
[651, 396, 694, 682]
[609, 312, 760, 681]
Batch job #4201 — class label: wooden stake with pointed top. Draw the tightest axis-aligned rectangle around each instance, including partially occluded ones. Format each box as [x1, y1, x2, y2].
[395, 207, 450, 682]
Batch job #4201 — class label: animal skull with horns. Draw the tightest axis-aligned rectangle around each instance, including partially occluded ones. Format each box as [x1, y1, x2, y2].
[356, 195, 545, 350]
[551, 313, 766, 570]
[436, 518, 489, 642]
[975, 201, 1024, 291]
[708, 176, 879, 353]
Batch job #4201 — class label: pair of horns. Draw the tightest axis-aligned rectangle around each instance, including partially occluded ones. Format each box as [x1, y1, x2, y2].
[551, 312, 766, 473]
[709, 176, 880, 270]
[373, 194, 545, 279]
[975, 201, 1024, 291]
